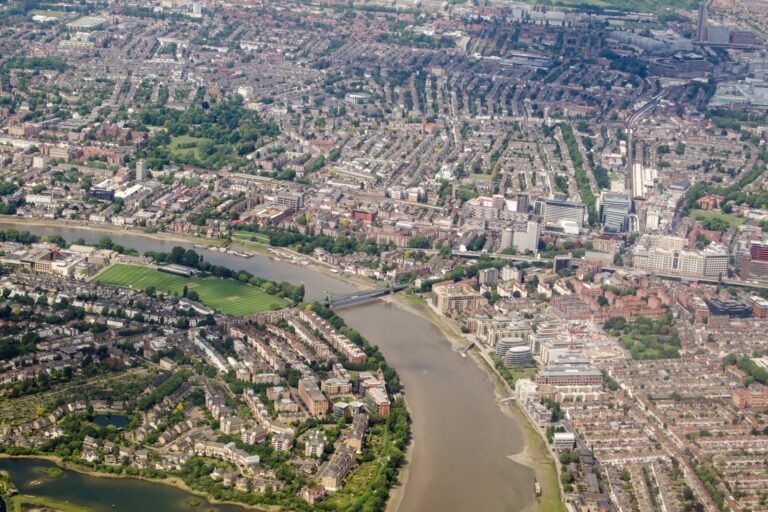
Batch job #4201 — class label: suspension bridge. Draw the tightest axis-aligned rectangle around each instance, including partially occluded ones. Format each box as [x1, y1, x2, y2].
[309, 282, 410, 308]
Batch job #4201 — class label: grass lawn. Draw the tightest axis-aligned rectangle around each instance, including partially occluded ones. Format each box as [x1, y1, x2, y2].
[10, 495, 95, 512]
[467, 173, 491, 182]
[232, 231, 270, 244]
[689, 209, 746, 228]
[227, 240, 270, 255]
[95, 264, 287, 316]
[168, 135, 212, 160]
[30, 9, 69, 18]
[508, 366, 538, 382]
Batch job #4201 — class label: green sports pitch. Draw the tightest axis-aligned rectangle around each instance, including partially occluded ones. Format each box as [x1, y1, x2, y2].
[95, 264, 288, 316]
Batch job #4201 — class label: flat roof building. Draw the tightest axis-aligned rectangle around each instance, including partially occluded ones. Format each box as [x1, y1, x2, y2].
[276, 191, 304, 211]
[66, 15, 109, 30]
[298, 378, 328, 418]
[705, 298, 752, 318]
[553, 432, 576, 450]
[632, 236, 728, 278]
[540, 197, 586, 230]
[600, 192, 631, 233]
[363, 387, 391, 417]
[431, 282, 484, 315]
[537, 353, 603, 387]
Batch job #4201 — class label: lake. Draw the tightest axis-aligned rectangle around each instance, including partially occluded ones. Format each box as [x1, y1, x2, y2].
[0, 458, 251, 512]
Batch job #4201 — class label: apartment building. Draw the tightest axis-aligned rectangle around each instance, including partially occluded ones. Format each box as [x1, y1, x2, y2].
[431, 281, 484, 315]
[298, 378, 329, 418]
[632, 235, 729, 277]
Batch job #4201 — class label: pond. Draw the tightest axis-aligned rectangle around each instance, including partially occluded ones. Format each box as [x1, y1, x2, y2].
[91, 415, 130, 429]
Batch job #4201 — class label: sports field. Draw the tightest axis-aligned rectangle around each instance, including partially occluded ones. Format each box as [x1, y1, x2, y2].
[30, 10, 70, 19]
[95, 264, 287, 316]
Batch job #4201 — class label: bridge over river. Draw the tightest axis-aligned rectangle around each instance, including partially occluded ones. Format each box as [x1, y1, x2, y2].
[309, 282, 410, 308]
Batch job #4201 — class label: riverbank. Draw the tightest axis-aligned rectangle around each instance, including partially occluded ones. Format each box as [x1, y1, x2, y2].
[470, 351, 565, 512]
[0, 218, 549, 512]
[386, 292, 469, 350]
[0, 455, 268, 512]
[385, 292, 564, 512]
[7, 494, 95, 512]
[383, 396, 415, 512]
[0, 215, 377, 293]
[182, 229, 380, 293]
[0, 215, 226, 248]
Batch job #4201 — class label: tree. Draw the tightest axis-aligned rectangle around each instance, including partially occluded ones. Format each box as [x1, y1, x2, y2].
[407, 236, 431, 249]
[184, 249, 200, 267]
[182, 285, 188, 298]
[170, 246, 186, 264]
[188, 290, 199, 302]
[47, 235, 67, 248]
[559, 450, 578, 465]
[97, 236, 114, 250]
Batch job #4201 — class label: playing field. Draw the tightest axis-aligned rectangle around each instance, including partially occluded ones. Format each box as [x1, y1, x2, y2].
[95, 264, 287, 316]
[30, 10, 70, 19]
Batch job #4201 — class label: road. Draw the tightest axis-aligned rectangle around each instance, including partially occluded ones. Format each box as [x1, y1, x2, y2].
[452, 249, 551, 263]
[626, 88, 678, 196]
[603, 266, 768, 291]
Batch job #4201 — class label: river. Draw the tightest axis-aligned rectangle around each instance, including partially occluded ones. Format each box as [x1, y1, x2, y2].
[0, 222, 536, 512]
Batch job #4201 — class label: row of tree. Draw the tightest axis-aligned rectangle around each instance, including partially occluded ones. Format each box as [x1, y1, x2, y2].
[145, 246, 304, 303]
